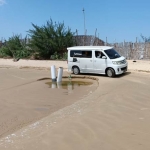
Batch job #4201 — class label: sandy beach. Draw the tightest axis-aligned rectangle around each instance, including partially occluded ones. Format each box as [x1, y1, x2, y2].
[0, 58, 150, 150]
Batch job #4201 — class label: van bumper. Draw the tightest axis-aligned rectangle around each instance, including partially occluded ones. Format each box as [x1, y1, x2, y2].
[114, 64, 128, 75]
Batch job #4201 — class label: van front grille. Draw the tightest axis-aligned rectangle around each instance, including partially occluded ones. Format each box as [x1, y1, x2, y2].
[121, 66, 127, 71]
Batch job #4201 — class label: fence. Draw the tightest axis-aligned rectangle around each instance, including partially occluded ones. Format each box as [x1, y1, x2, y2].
[1, 36, 150, 60]
[108, 42, 150, 60]
[74, 36, 150, 60]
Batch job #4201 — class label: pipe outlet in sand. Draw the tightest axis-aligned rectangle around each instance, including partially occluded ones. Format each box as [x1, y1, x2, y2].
[51, 65, 56, 82]
[57, 67, 63, 82]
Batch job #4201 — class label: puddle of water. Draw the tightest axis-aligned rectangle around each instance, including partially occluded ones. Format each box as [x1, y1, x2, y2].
[45, 80, 93, 90]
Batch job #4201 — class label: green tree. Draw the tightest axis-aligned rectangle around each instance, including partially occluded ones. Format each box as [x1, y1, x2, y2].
[28, 19, 74, 59]
[0, 35, 32, 59]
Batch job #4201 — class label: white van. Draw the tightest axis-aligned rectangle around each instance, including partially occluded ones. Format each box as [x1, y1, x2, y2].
[67, 46, 128, 77]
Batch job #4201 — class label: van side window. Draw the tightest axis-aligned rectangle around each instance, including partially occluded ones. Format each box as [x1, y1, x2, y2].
[70, 50, 82, 57]
[95, 51, 104, 58]
[70, 50, 92, 58]
[82, 51, 92, 58]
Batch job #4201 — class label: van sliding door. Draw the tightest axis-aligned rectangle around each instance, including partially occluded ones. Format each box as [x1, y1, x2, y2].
[79, 50, 94, 73]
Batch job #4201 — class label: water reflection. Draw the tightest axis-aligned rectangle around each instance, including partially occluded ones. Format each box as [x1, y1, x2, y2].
[45, 81, 93, 91]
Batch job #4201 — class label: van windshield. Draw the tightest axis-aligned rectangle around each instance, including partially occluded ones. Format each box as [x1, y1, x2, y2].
[104, 49, 121, 59]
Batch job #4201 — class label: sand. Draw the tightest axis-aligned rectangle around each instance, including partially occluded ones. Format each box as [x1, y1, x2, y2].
[0, 67, 98, 138]
[0, 58, 150, 150]
[0, 59, 150, 72]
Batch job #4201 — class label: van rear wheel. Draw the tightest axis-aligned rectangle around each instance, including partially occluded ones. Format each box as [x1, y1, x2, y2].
[106, 68, 115, 77]
[73, 66, 80, 75]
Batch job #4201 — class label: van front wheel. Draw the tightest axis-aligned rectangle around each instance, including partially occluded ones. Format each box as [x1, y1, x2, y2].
[106, 68, 115, 77]
[73, 66, 80, 75]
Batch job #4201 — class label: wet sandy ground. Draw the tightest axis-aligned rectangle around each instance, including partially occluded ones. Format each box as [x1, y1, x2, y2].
[0, 67, 150, 150]
[0, 68, 98, 138]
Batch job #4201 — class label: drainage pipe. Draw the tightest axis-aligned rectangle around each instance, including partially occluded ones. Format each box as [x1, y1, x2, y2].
[57, 67, 63, 82]
[51, 65, 56, 82]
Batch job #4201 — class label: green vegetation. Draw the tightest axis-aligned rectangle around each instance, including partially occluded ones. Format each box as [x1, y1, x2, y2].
[0, 35, 32, 60]
[0, 18, 75, 60]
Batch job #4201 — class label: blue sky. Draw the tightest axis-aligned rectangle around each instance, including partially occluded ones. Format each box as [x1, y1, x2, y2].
[0, 0, 150, 43]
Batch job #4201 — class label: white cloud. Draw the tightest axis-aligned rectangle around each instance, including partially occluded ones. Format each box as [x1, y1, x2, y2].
[0, 0, 6, 6]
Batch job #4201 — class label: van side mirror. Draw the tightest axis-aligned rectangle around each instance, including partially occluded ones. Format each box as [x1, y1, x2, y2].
[73, 58, 77, 62]
[102, 56, 107, 59]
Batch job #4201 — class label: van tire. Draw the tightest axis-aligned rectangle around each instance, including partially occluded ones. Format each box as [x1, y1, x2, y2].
[106, 68, 115, 77]
[73, 66, 80, 75]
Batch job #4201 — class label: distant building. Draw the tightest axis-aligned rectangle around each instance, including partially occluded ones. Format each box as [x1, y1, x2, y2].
[74, 35, 104, 46]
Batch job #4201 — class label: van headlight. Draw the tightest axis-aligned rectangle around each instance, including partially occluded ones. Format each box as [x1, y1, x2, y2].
[112, 59, 126, 65]
[112, 61, 122, 65]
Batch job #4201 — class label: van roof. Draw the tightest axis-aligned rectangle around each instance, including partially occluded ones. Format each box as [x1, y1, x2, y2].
[67, 46, 113, 51]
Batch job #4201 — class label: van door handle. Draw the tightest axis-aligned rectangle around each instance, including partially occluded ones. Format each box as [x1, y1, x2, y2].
[90, 60, 92, 62]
